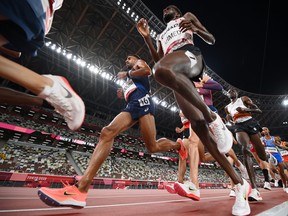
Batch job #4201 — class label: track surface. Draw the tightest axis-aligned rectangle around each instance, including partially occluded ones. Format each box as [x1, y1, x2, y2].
[0, 187, 287, 216]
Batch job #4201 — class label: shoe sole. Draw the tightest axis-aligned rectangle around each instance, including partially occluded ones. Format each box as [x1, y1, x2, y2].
[248, 196, 262, 202]
[38, 190, 85, 209]
[264, 187, 271, 191]
[165, 185, 176, 194]
[174, 183, 200, 201]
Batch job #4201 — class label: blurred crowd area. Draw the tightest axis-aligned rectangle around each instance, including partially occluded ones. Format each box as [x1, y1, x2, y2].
[0, 104, 264, 184]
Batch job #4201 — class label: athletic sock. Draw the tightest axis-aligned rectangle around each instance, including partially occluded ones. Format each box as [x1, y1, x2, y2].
[262, 169, 270, 182]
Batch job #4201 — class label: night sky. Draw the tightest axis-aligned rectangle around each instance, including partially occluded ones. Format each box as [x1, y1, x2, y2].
[141, 0, 288, 96]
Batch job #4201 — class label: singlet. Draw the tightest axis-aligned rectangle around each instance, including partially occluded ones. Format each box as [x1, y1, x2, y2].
[261, 136, 279, 154]
[27, 0, 63, 35]
[122, 70, 151, 101]
[158, 17, 193, 55]
[181, 116, 190, 129]
[279, 142, 288, 157]
[226, 98, 252, 123]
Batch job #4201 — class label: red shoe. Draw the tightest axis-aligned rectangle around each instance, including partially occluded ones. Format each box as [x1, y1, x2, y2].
[38, 182, 87, 208]
[177, 138, 188, 160]
[174, 181, 200, 201]
[165, 183, 176, 194]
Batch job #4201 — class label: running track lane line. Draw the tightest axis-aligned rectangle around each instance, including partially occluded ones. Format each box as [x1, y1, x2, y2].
[0, 195, 229, 213]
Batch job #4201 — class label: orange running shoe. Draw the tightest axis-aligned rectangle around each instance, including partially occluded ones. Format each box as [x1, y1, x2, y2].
[38, 183, 87, 208]
[177, 138, 188, 160]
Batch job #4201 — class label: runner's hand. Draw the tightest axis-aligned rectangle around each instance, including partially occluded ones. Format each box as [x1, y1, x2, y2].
[137, 18, 150, 37]
[117, 88, 124, 99]
[179, 19, 198, 33]
[117, 71, 128, 79]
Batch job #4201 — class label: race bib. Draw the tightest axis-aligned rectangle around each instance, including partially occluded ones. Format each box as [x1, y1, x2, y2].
[122, 79, 137, 101]
[280, 150, 288, 156]
[138, 95, 150, 107]
[265, 147, 278, 154]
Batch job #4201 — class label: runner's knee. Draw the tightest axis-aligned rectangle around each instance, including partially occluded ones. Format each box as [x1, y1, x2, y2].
[100, 126, 117, 140]
[153, 62, 172, 82]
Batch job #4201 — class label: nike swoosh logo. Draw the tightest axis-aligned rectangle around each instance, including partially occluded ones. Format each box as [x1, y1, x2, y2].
[188, 187, 196, 191]
[60, 83, 73, 98]
[64, 191, 76, 196]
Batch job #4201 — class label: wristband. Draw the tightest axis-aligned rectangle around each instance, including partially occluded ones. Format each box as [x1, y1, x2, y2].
[127, 70, 132, 78]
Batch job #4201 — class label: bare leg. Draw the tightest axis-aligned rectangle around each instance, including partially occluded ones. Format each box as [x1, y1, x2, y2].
[154, 52, 215, 123]
[252, 152, 271, 183]
[227, 149, 240, 166]
[0, 56, 53, 94]
[172, 91, 242, 185]
[236, 132, 258, 189]
[78, 112, 136, 192]
[178, 139, 189, 183]
[250, 134, 266, 161]
[277, 163, 288, 188]
[139, 114, 183, 153]
[227, 156, 236, 189]
[0, 87, 43, 106]
[188, 130, 200, 188]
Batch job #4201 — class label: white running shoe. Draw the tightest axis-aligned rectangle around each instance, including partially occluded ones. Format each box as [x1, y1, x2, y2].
[229, 188, 236, 197]
[236, 162, 249, 180]
[174, 181, 200, 201]
[39, 75, 85, 131]
[264, 181, 271, 191]
[232, 179, 251, 216]
[248, 188, 263, 202]
[209, 113, 233, 153]
[274, 179, 279, 187]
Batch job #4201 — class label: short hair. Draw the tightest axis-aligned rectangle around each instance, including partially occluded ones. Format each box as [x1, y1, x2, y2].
[262, 127, 269, 131]
[167, 5, 182, 17]
[128, 54, 141, 59]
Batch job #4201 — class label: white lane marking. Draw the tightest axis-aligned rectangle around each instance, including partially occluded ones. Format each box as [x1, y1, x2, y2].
[0, 195, 228, 213]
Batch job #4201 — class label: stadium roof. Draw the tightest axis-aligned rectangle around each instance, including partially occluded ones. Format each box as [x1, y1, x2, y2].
[1, 0, 287, 139]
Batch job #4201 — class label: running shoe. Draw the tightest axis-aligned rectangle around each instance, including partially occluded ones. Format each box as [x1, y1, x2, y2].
[274, 179, 279, 187]
[39, 75, 85, 131]
[177, 138, 188, 160]
[38, 183, 87, 208]
[232, 178, 251, 216]
[165, 183, 176, 194]
[236, 162, 249, 180]
[248, 188, 263, 202]
[174, 181, 200, 201]
[209, 113, 233, 154]
[229, 188, 236, 197]
[264, 181, 271, 190]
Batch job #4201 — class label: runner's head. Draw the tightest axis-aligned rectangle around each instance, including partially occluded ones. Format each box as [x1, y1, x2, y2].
[163, 5, 182, 24]
[125, 54, 141, 68]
